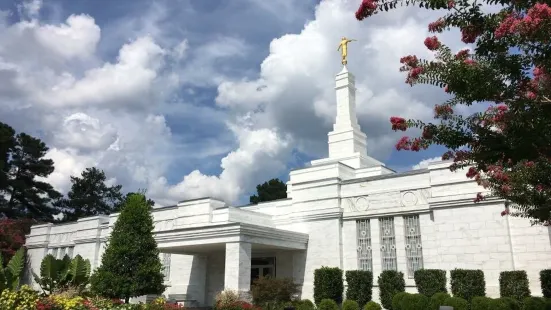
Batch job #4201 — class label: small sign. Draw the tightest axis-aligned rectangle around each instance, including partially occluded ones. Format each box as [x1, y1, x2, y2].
[439, 307, 454, 310]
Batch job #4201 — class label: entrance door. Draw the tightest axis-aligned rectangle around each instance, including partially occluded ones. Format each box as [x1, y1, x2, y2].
[251, 257, 275, 284]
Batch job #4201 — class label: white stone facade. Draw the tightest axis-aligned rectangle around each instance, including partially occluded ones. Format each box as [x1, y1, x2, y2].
[25, 66, 551, 307]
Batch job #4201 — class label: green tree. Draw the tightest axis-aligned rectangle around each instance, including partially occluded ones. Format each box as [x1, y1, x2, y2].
[90, 193, 165, 303]
[0, 122, 61, 220]
[355, 0, 551, 224]
[250, 178, 287, 204]
[0, 123, 15, 207]
[58, 167, 124, 222]
[114, 191, 155, 212]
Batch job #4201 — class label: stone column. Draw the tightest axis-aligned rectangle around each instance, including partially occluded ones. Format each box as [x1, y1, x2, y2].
[224, 242, 252, 294]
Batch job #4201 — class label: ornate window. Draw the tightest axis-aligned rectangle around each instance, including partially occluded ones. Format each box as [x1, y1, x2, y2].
[161, 253, 171, 281]
[379, 217, 397, 271]
[356, 219, 373, 271]
[404, 215, 423, 278]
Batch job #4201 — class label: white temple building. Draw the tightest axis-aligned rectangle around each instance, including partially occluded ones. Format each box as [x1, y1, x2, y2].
[25, 65, 551, 307]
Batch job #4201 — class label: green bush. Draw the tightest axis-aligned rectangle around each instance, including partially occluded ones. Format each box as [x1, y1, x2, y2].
[498, 297, 520, 310]
[401, 293, 430, 310]
[318, 299, 339, 310]
[442, 296, 469, 310]
[450, 269, 486, 301]
[250, 277, 298, 306]
[500, 271, 531, 301]
[343, 300, 360, 310]
[392, 292, 410, 310]
[346, 270, 373, 307]
[540, 270, 551, 298]
[364, 301, 382, 310]
[471, 296, 493, 310]
[378, 270, 406, 310]
[294, 299, 315, 310]
[314, 267, 344, 305]
[429, 292, 451, 310]
[544, 298, 551, 310]
[414, 269, 447, 297]
[522, 297, 546, 310]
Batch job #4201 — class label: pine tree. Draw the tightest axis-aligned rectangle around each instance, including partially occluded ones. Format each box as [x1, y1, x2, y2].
[90, 193, 165, 303]
[0, 123, 61, 220]
[0, 123, 15, 208]
[59, 167, 124, 222]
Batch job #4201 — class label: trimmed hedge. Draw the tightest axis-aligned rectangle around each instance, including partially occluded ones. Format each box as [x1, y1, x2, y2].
[391, 292, 409, 310]
[378, 270, 405, 310]
[318, 299, 339, 310]
[428, 292, 451, 310]
[540, 269, 551, 298]
[294, 300, 316, 310]
[499, 271, 531, 301]
[401, 293, 430, 310]
[364, 301, 382, 310]
[414, 269, 447, 297]
[498, 297, 520, 310]
[314, 267, 344, 305]
[471, 296, 493, 310]
[442, 296, 469, 310]
[522, 297, 546, 310]
[450, 269, 486, 301]
[342, 300, 360, 310]
[346, 270, 373, 308]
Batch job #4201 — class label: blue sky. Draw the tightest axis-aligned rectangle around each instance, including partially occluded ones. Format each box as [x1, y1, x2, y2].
[0, 0, 465, 206]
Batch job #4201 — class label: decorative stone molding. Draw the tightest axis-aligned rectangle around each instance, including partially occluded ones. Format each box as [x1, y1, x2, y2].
[49, 232, 76, 244]
[154, 219, 176, 232]
[344, 188, 432, 212]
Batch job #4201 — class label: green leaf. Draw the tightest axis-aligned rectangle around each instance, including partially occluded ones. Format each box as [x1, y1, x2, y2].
[5, 247, 25, 290]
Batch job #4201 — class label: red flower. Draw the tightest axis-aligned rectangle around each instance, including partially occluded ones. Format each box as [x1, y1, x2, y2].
[466, 167, 478, 178]
[422, 126, 434, 139]
[461, 25, 481, 43]
[455, 49, 470, 60]
[400, 55, 419, 67]
[396, 136, 411, 150]
[501, 209, 510, 216]
[356, 0, 378, 20]
[434, 104, 453, 118]
[424, 36, 441, 50]
[428, 19, 446, 33]
[390, 116, 407, 131]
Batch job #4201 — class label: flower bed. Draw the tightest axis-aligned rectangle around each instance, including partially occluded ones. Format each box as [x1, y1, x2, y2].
[1, 286, 185, 310]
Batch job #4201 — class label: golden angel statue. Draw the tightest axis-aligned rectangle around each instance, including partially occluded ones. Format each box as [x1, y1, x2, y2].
[337, 37, 357, 65]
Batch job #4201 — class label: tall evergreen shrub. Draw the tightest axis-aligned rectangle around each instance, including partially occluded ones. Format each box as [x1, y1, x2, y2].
[90, 193, 165, 303]
[345, 270, 373, 307]
[414, 269, 447, 297]
[314, 267, 344, 305]
[450, 269, 486, 302]
[539, 269, 551, 298]
[378, 270, 405, 310]
[499, 270, 531, 301]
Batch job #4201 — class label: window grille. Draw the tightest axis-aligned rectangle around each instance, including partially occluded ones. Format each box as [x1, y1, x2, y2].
[379, 217, 397, 271]
[356, 219, 373, 271]
[67, 247, 74, 259]
[51, 248, 59, 259]
[161, 253, 171, 281]
[59, 247, 67, 259]
[404, 215, 423, 278]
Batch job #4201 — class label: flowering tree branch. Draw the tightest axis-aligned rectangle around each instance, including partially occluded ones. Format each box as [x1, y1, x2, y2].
[356, 0, 551, 225]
